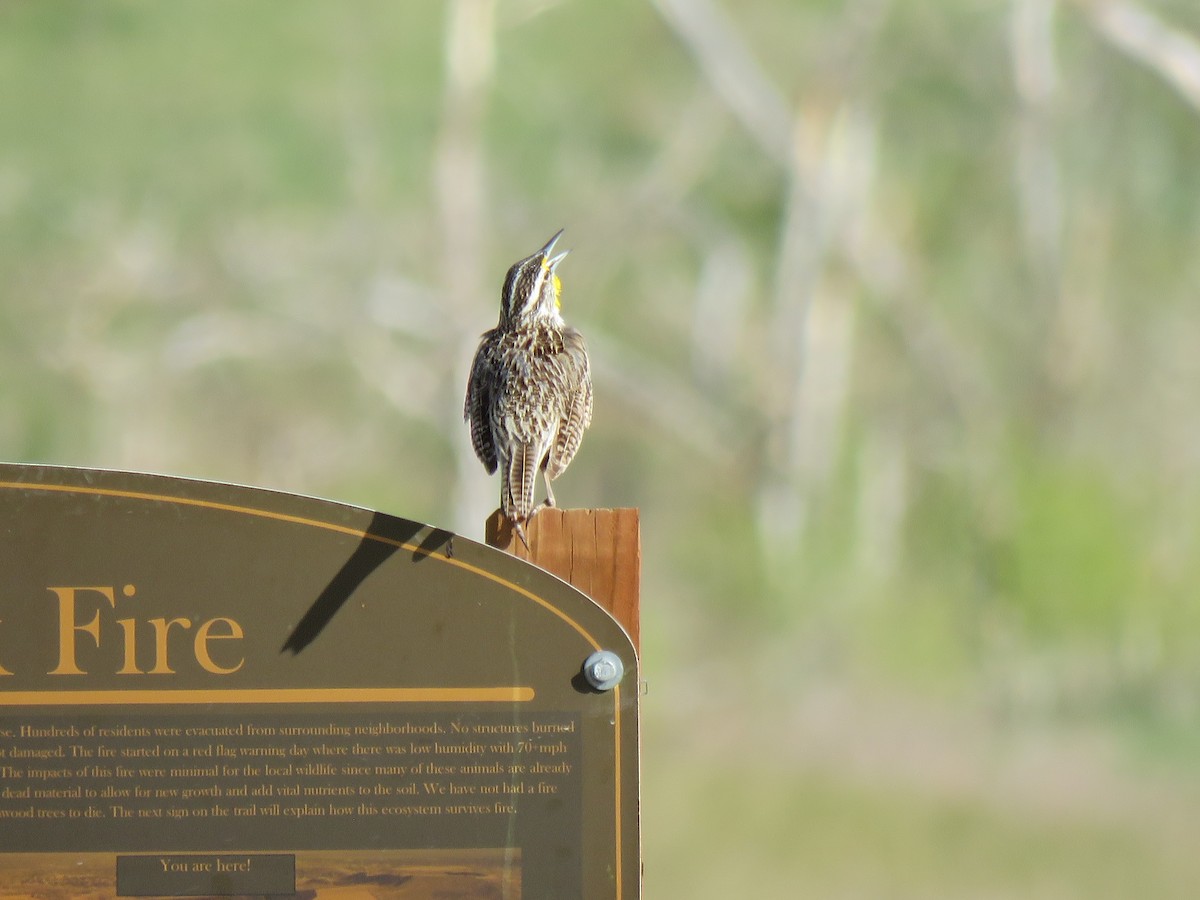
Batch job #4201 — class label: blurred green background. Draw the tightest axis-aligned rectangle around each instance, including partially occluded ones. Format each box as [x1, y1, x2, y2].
[5, 0, 1200, 895]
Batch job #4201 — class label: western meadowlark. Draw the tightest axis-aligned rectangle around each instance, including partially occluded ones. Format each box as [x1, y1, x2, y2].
[464, 229, 593, 548]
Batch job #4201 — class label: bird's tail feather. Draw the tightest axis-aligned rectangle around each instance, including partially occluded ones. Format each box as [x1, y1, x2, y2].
[516, 442, 537, 521]
[503, 443, 539, 526]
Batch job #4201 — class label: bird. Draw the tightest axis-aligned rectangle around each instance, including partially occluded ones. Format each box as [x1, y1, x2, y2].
[464, 229, 593, 549]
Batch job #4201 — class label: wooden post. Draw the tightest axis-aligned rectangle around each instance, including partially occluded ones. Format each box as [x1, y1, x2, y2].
[486, 508, 641, 652]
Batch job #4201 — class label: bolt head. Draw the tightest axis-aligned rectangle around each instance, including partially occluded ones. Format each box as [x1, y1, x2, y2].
[582, 650, 624, 691]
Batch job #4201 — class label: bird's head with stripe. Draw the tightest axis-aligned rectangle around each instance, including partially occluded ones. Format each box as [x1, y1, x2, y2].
[498, 229, 569, 329]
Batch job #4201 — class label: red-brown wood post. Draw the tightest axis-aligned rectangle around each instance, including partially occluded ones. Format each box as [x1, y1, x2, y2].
[486, 508, 641, 652]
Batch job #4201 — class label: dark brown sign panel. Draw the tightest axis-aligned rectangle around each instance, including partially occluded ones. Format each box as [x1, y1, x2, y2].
[0, 464, 639, 899]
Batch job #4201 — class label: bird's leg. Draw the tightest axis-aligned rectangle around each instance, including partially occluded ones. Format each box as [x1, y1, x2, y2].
[500, 477, 530, 550]
[512, 516, 531, 551]
[541, 470, 556, 509]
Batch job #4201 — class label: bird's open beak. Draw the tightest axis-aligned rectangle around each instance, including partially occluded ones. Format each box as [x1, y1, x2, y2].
[540, 229, 569, 271]
[539, 229, 565, 258]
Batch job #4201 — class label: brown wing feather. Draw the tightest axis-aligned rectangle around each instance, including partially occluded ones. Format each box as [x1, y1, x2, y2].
[464, 333, 499, 474]
[546, 327, 593, 480]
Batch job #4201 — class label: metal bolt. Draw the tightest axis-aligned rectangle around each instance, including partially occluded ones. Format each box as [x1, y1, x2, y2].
[582, 650, 625, 691]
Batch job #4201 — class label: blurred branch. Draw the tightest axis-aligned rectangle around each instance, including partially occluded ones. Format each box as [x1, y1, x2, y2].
[435, 0, 497, 534]
[651, 0, 829, 516]
[588, 332, 737, 467]
[348, 331, 445, 424]
[1072, 0, 1200, 114]
[436, 0, 493, 303]
[777, 106, 877, 479]
[689, 235, 751, 387]
[1010, 0, 1063, 283]
[757, 124, 833, 546]
[651, 0, 992, 558]
[650, 0, 796, 168]
[653, 0, 997, 419]
[653, 0, 896, 553]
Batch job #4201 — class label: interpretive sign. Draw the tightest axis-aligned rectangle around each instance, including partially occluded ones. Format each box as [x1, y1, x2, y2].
[0, 464, 639, 899]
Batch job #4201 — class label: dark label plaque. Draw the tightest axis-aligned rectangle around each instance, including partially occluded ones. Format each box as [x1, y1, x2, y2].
[116, 853, 296, 896]
[0, 464, 639, 899]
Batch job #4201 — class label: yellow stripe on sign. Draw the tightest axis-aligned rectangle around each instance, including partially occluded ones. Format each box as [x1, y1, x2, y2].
[0, 687, 535, 706]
